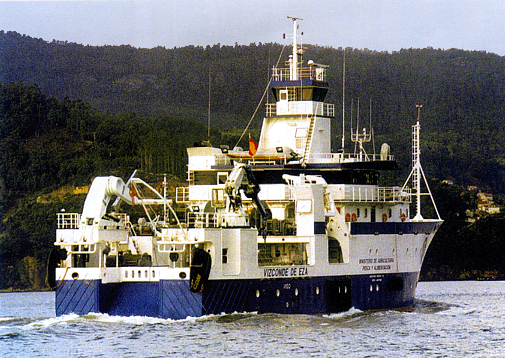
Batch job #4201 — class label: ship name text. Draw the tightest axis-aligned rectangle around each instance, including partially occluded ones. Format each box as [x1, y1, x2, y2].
[263, 267, 309, 278]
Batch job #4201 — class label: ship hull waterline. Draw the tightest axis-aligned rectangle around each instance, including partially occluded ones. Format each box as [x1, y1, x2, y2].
[56, 271, 419, 319]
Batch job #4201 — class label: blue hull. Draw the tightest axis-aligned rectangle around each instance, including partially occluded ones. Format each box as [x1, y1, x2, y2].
[56, 272, 418, 319]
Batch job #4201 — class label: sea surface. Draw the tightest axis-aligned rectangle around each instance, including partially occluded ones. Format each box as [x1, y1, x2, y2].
[1, 281, 504, 357]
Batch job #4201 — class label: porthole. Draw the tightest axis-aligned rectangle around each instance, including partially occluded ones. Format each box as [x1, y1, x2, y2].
[138, 270, 141, 278]
[145, 270, 148, 278]
[295, 288, 299, 296]
[132, 270, 135, 278]
[370, 285, 373, 292]
[125, 271, 128, 278]
[179, 271, 187, 279]
[276, 289, 280, 297]
[376, 284, 380, 292]
[71, 272, 79, 280]
[152, 270, 155, 278]
[316, 287, 320, 295]
[344, 286, 347, 294]
[256, 289, 260, 298]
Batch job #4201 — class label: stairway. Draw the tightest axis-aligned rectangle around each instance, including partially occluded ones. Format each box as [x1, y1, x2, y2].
[302, 115, 315, 162]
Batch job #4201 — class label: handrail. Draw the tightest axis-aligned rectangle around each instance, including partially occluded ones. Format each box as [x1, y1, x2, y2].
[305, 152, 395, 163]
[271, 66, 327, 82]
[57, 213, 80, 229]
[332, 185, 411, 203]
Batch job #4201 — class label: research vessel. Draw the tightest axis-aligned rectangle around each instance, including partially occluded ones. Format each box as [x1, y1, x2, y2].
[51, 18, 442, 319]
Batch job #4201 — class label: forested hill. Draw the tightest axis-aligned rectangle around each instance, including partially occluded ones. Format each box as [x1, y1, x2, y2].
[4, 31, 505, 290]
[3, 30, 505, 194]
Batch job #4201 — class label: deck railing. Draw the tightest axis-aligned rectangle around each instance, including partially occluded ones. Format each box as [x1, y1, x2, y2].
[305, 152, 394, 163]
[176, 187, 189, 203]
[331, 186, 411, 203]
[271, 66, 327, 82]
[187, 212, 219, 228]
[57, 213, 80, 229]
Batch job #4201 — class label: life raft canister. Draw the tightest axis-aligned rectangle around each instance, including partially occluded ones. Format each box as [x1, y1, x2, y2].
[382, 213, 388, 222]
[189, 248, 212, 293]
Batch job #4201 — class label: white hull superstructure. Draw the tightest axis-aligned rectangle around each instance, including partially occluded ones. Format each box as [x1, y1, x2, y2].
[52, 18, 442, 319]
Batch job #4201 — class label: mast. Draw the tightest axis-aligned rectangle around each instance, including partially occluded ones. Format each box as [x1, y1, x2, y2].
[402, 104, 441, 221]
[412, 104, 422, 220]
[341, 50, 346, 151]
[287, 16, 302, 80]
[208, 67, 211, 139]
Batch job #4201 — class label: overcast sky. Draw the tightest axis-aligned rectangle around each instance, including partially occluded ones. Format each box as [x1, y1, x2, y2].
[2, 0, 505, 55]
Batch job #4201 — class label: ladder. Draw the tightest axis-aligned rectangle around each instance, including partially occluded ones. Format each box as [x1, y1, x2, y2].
[303, 115, 315, 162]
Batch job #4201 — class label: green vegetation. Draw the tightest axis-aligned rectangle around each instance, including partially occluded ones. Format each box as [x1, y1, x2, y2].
[2, 31, 505, 289]
[0, 82, 213, 290]
[421, 181, 505, 281]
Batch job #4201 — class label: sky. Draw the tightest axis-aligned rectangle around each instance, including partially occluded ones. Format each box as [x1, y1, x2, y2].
[1, 0, 505, 55]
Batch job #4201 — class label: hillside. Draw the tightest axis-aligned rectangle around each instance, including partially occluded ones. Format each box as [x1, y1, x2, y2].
[3, 32, 505, 289]
[3, 31, 505, 193]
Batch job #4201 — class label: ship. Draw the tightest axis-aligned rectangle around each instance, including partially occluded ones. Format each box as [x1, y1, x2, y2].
[50, 18, 442, 319]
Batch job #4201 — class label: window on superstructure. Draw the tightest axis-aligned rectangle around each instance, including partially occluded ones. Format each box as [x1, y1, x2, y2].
[222, 248, 228, 264]
[258, 243, 307, 266]
[302, 88, 313, 100]
[328, 239, 343, 263]
[212, 188, 225, 207]
[217, 172, 228, 184]
[312, 87, 328, 102]
[288, 88, 296, 101]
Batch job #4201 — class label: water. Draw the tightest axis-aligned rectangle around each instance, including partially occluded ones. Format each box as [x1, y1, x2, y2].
[1, 281, 505, 357]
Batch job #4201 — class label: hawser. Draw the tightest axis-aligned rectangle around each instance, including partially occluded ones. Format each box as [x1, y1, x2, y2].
[50, 17, 442, 319]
